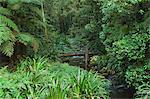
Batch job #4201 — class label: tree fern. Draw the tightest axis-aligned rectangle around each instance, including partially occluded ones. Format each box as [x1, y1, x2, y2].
[16, 33, 39, 52]
[0, 15, 19, 32]
[0, 24, 15, 46]
[0, 6, 39, 57]
[0, 41, 15, 57]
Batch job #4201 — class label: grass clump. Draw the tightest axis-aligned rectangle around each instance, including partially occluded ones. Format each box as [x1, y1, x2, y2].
[0, 56, 110, 98]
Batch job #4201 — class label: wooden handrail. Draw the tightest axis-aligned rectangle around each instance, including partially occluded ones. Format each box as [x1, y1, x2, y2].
[59, 53, 99, 57]
[59, 49, 100, 70]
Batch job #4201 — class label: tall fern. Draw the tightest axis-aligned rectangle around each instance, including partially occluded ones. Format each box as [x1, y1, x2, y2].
[0, 6, 39, 57]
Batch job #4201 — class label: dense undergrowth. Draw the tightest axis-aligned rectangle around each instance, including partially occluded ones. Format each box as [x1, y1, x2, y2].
[91, 56, 150, 98]
[126, 64, 150, 98]
[0, 0, 150, 98]
[0, 57, 110, 98]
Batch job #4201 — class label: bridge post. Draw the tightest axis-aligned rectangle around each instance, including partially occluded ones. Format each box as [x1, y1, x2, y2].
[85, 47, 89, 69]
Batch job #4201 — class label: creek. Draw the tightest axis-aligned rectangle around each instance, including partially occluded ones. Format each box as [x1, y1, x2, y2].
[108, 75, 135, 99]
[61, 56, 136, 99]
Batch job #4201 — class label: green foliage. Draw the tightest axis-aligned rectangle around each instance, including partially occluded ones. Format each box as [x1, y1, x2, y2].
[136, 84, 150, 99]
[0, 57, 110, 98]
[0, 5, 39, 57]
[1, 0, 150, 98]
[16, 33, 39, 52]
[0, 21, 16, 56]
[126, 65, 150, 88]
[125, 63, 150, 98]
[0, 0, 105, 58]
[99, 0, 150, 97]
[5, 0, 42, 5]
[99, 0, 150, 69]
[49, 62, 110, 98]
[0, 15, 19, 32]
[0, 7, 11, 15]
[111, 33, 149, 60]
[90, 55, 108, 69]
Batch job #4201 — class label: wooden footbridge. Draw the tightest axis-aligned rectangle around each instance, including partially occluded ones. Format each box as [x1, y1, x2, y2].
[59, 48, 100, 69]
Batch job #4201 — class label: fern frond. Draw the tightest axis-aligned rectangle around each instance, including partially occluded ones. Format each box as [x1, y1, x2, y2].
[30, 6, 42, 18]
[16, 33, 33, 45]
[16, 33, 39, 52]
[0, 15, 19, 32]
[21, 0, 42, 5]
[0, 2, 40, 57]
[0, 7, 12, 16]
[7, 0, 42, 5]
[0, 24, 15, 45]
[0, 41, 15, 57]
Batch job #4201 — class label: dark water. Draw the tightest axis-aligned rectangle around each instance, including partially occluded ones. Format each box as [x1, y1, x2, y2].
[108, 75, 135, 99]
[110, 87, 135, 99]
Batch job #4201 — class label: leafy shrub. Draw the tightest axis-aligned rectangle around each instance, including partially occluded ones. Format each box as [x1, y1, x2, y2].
[0, 57, 110, 98]
[136, 84, 150, 99]
[90, 55, 122, 75]
[125, 64, 150, 98]
[100, 1, 150, 93]
[90, 55, 108, 67]
[100, 0, 150, 67]
[112, 33, 149, 60]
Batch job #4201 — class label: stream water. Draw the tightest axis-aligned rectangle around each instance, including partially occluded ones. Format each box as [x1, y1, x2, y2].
[110, 88, 135, 99]
[108, 75, 135, 99]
